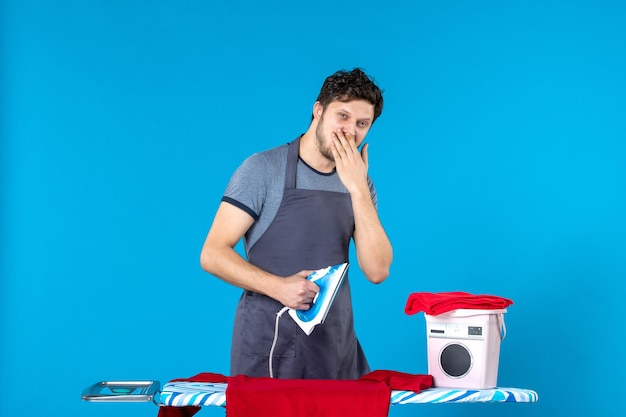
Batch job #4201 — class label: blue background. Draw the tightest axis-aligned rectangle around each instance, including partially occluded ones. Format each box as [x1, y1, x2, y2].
[2, 1, 625, 416]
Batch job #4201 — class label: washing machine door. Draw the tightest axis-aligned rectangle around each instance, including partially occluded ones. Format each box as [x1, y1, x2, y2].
[440, 342, 472, 377]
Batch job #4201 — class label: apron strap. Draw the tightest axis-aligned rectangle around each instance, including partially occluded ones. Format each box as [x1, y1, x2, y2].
[285, 137, 301, 190]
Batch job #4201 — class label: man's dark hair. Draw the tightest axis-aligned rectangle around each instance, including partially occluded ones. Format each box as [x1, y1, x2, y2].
[314, 68, 384, 122]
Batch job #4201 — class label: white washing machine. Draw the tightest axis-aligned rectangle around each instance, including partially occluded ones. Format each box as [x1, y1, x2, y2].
[425, 309, 506, 389]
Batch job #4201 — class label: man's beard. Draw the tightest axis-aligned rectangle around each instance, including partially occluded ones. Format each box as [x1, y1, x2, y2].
[315, 115, 335, 161]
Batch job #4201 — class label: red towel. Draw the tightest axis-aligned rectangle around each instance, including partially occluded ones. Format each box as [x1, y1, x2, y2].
[227, 374, 390, 417]
[405, 291, 513, 316]
[360, 370, 433, 392]
[157, 371, 432, 417]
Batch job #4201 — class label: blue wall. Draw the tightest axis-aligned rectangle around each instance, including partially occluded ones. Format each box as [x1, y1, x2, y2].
[2, 1, 625, 416]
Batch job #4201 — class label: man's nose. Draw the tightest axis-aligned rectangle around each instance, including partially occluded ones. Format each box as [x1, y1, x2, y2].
[341, 124, 357, 137]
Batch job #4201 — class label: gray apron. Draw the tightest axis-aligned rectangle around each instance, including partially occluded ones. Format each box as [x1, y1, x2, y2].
[230, 136, 370, 379]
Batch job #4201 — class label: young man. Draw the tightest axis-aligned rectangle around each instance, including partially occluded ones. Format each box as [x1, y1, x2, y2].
[200, 68, 393, 379]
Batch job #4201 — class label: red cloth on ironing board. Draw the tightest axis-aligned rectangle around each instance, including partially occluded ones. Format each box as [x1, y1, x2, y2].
[404, 291, 513, 316]
[227, 374, 390, 417]
[157, 371, 432, 417]
[360, 370, 433, 392]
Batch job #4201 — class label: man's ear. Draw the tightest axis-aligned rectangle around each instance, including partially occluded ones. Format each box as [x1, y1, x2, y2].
[313, 101, 324, 120]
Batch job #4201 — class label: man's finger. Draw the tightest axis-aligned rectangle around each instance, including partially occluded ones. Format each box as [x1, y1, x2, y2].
[361, 142, 369, 170]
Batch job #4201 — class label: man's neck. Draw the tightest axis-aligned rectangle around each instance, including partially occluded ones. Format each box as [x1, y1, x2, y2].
[299, 131, 335, 174]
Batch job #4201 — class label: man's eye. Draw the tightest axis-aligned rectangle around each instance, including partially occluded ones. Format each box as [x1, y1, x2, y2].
[358, 121, 369, 127]
[339, 113, 347, 119]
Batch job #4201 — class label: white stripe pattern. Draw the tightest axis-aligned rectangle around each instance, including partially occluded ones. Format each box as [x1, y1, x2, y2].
[158, 382, 227, 407]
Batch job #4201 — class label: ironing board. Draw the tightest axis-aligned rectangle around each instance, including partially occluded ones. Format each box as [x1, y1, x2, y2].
[82, 380, 538, 406]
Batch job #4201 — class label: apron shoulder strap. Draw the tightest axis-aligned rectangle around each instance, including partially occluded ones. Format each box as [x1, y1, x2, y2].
[285, 136, 301, 190]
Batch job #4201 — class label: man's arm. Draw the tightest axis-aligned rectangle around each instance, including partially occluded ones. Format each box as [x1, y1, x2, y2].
[200, 201, 319, 309]
[331, 134, 393, 284]
[350, 183, 393, 284]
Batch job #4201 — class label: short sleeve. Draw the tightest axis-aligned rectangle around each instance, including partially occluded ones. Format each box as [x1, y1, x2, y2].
[222, 153, 272, 221]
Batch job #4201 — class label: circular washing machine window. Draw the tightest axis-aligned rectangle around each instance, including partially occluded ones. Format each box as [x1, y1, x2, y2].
[440, 342, 473, 377]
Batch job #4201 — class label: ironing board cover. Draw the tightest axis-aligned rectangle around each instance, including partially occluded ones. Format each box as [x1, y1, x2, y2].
[157, 381, 538, 407]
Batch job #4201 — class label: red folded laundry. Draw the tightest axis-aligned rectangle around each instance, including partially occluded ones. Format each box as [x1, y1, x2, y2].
[360, 370, 433, 392]
[405, 291, 513, 316]
[156, 370, 432, 417]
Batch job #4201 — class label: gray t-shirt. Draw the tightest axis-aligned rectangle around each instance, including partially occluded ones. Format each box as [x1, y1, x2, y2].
[222, 141, 378, 253]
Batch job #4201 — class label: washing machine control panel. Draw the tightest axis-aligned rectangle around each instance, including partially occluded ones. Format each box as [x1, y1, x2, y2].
[428, 323, 484, 340]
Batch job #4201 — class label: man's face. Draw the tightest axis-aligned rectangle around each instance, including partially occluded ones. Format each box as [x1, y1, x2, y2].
[314, 100, 375, 161]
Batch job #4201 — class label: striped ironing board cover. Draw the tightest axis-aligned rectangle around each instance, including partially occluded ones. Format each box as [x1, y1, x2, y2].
[158, 381, 538, 407]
